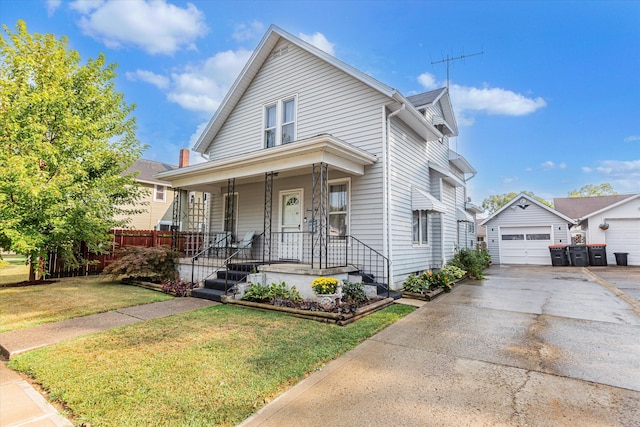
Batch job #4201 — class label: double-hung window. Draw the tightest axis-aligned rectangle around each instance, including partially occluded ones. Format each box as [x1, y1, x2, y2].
[412, 210, 428, 244]
[264, 96, 296, 148]
[154, 185, 166, 202]
[329, 180, 349, 238]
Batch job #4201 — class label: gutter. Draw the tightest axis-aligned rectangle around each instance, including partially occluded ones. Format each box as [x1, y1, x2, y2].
[383, 103, 406, 286]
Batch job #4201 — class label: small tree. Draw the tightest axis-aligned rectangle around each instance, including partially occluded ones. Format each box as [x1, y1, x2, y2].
[568, 183, 617, 198]
[0, 21, 144, 279]
[481, 192, 552, 214]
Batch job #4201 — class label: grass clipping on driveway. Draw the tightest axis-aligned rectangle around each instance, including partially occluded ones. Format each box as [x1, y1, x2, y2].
[10, 303, 415, 427]
[0, 276, 173, 333]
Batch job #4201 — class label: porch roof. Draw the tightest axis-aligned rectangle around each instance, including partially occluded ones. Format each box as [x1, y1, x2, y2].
[156, 134, 377, 191]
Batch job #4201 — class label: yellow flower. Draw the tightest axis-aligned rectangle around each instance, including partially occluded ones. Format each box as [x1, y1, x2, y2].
[311, 277, 339, 294]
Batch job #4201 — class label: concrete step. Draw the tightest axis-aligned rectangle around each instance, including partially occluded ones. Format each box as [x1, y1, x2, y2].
[190, 288, 228, 302]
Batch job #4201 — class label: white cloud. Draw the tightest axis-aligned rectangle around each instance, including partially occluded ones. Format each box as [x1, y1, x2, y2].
[416, 74, 546, 126]
[188, 121, 210, 150]
[450, 84, 547, 116]
[299, 32, 335, 56]
[232, 21, 264, 42]
[540, 161, 567, 171]
[46, 0, 62, 15]
[501, 176, 517, 184]
[168, 49, 253, 113]
[582, 160, 640, 193]
[125, 69, 170, 89]
[624, 135, 640, 143]
[417, 72, 438, 90]
[72, 0, 208, 55]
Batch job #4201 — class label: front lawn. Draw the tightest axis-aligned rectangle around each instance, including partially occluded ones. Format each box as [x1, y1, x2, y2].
[9, 304, 415, 427]
[0, 254, 29, 285]
[0, 276, 173, 333]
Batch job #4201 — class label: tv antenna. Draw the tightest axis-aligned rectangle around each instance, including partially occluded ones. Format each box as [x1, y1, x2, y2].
[431, 50, 484, 88]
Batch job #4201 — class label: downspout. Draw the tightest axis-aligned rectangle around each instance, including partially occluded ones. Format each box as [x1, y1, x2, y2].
[384, 103, 405, 287]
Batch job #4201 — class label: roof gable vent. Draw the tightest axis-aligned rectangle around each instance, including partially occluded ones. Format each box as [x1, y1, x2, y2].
[270, 45, 289, 60]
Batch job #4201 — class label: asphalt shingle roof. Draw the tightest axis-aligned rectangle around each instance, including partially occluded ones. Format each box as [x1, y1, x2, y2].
[553, 194, 635, 219]
[406, 88, 447, 108]
[124, 159, 177, 185]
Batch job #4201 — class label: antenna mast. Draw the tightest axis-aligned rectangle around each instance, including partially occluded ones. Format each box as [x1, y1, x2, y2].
[431, 51, 484, 88]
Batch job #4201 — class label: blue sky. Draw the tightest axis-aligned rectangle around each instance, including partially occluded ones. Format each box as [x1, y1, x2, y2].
[3, 0, 639, 204]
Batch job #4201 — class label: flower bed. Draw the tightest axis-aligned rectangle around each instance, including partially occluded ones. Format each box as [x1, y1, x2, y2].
[224, 296, 394, 326]
[400, 265, 466, 301]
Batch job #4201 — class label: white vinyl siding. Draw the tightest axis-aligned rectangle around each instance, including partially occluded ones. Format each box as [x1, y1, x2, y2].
[205, 40, 387, 254]
[484, 201, 571, 265]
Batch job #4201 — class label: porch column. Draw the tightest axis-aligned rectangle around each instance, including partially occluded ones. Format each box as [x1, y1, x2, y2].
[171, 187, 182, 252]
[311, 163, 329, 268]
[263, 172, 275, 263]
[224, 178, 236, 255]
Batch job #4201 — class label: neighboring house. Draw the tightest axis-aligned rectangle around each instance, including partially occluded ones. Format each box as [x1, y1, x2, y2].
[157, 25, 479, 288]
[481, 193, 576, 265]
[554, 194, 640, 266]
[476, 217, 487, 248]
[114, 159, 177, 230]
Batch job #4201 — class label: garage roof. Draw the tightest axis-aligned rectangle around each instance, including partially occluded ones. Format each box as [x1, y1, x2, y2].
[481, 193, 576, 226]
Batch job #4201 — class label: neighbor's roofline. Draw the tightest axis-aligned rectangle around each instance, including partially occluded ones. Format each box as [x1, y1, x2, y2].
[480, 192, 576, 226]
[580, 193, 640, 220]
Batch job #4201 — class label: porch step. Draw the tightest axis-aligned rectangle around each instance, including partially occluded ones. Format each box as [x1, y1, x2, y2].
[190, 288, 227, 302]
[372, 283, 402, 300]
[204, 278, 241, 292]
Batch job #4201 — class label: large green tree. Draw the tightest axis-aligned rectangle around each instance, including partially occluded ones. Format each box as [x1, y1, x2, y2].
[568, 183, 617, 198]
[0, 21, 144, 279]
[481, 192, 553, 214]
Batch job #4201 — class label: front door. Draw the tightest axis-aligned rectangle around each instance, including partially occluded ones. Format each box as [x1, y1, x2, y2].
[279, 189, 303, 260]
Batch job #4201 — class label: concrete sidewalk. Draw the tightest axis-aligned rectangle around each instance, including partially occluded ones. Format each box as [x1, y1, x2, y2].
[0, 297, 216, 427]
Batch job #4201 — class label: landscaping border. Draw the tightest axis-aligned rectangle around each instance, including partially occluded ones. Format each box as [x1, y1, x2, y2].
[223, 297, 395, 326]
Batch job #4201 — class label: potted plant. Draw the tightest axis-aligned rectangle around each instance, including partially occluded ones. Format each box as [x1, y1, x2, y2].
[599, 223, 609, 230]
[311, 277, 341, 310]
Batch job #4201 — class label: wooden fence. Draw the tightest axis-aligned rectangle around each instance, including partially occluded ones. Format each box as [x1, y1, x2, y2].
[45, 229, 197, 278]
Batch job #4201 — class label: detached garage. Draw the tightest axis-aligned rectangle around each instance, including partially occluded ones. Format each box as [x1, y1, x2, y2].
[481, 194, 576, 265]
[579, 194, 640, 266]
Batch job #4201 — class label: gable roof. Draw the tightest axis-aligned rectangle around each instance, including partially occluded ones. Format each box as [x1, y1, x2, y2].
[480, 193, 576, 226]
[553, 194, 637, 220]
[407, 87, 458, 136]
[192, 25, 443, 154]
[125, 159, 176, 186]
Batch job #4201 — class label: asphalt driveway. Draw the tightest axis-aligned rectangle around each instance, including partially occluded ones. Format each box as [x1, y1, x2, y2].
[242, 265, 640, 426]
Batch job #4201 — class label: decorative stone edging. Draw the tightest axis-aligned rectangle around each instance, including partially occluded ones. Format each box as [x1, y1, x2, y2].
[222, 297, 395, 326]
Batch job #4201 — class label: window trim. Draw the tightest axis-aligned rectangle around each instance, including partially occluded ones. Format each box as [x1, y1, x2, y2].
[263, 94, 298, 148]
[153, 184, 166, 202]
[328, 178, 350, 239]
[412, 209, 429, 245]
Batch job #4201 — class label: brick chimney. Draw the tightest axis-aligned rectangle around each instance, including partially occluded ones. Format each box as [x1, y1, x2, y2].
[179, 148, 189, 168]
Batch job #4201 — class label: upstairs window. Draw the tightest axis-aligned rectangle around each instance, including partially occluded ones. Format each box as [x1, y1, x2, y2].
[154, 185, 166, 202]
[263, 96, 297, 148]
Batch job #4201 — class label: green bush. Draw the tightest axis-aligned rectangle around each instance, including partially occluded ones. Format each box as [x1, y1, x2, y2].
[342, 280, 369, 306]
[449, 248, 490, 280]
[103, 246, 178, 282]
[242, 282, 302, 303]
[402, 274, 429, 293]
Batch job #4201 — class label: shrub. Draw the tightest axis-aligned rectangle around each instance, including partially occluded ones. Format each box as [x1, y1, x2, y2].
[162, 280, 197, 297]
[449, 248, 490, 280]
[311, 277, 339, 295]
[342, 280, 369, 306]
[402, 274, 429, 293]
[103, 246, 178, 282]
[242, 282, 302, 303]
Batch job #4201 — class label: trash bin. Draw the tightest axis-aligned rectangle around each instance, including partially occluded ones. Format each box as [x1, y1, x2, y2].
[587, 244, 607, 266]
[614, 252, 629, 266]
[549, 245, 569, 266]
[568, 245, 589, 267]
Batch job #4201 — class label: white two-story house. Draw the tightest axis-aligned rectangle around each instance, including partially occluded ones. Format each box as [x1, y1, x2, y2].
[157, 25, 478, 291]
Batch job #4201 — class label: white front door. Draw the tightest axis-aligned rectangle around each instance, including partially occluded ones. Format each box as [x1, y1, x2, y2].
[279, 189, 303, 260]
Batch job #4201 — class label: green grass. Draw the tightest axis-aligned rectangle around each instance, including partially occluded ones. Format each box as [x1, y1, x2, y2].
[0, 254, 29, 284]
[9, 304, 415, 427]
[0, 276, 173, 333]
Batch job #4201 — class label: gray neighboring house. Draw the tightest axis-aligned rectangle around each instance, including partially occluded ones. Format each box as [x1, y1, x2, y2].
[157, 25, 480, 288]
[481, 193, 576, 265]
[554, 194, 640, 266]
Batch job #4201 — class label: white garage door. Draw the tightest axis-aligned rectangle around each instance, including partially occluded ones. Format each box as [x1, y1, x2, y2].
[500, 226, 552, 265]
[606, 219, 640, 266]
